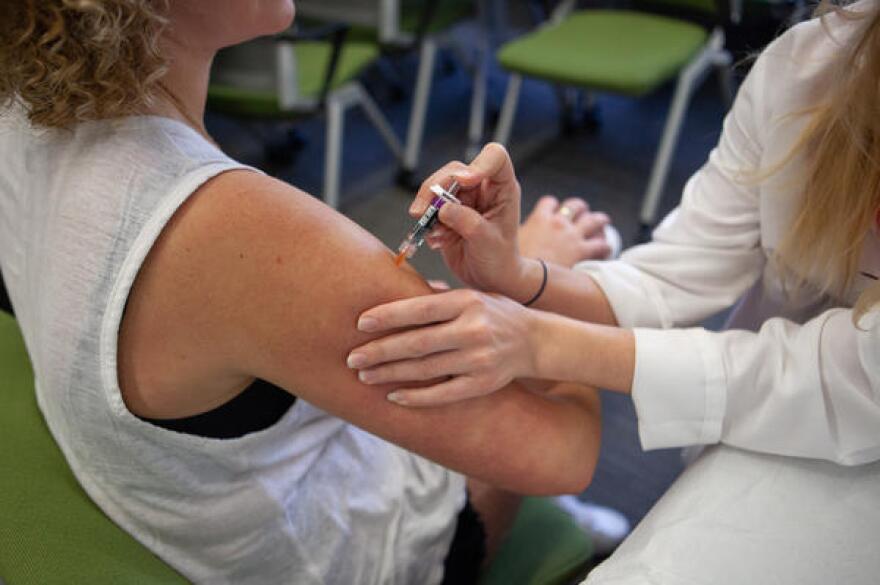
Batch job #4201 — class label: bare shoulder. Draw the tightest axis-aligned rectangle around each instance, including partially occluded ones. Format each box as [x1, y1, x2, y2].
[119, 169, 424, 419]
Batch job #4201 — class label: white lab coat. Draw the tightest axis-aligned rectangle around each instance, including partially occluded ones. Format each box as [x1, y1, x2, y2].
[579, 7, 880, 466]
[577, 4, 880, 584]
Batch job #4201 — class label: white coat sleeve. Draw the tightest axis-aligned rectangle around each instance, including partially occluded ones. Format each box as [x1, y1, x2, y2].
[632, 309, 880, 465]
[578, 29, 880, 465]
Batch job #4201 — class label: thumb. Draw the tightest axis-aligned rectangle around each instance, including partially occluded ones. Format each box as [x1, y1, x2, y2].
[467, 143, 516, 185]
[439, 202, 490, 244]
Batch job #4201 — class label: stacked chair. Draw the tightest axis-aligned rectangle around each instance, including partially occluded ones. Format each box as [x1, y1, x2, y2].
[208, 23, 401, 209]
[294, 0, 481, 187]
[209, 1, 482, 208]
[489, 0, 735, 240]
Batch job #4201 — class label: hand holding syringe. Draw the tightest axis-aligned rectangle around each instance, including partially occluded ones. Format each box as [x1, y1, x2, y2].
[391, 144, 529, 301]
[394, 181, 462, 266]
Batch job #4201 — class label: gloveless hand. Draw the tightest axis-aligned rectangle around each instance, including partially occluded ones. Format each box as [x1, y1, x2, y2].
[413, 143, 536, 300]
[347, 289, 539, 407]
[518, 195, 611, 268]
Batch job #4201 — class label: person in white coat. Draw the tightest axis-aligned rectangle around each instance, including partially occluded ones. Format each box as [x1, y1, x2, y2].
[348, 0, 880, 581]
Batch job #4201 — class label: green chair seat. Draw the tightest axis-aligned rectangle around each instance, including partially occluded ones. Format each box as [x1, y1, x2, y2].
[479, 497, 593, 585]
[0, 313, 187, 584]
[498, 9, 708, 97]
[208, 40, 380, 117]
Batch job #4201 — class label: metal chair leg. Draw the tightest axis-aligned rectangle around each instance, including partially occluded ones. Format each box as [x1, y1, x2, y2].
[493, 73, 523, 146]
[714, 50, 735, 110]
[466, 36, 490, 161]
[639, 73, 694, 229]
[324, 95, 345, 209]
[402, 38, 438, 174]
[639, 30, 725, 230]
[355, 85, 403, 160]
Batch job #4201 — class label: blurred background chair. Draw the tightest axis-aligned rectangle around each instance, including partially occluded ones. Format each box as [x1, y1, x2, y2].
[295, 0, 482, 187]
[490, 0, 735, 242]
[208, 23, 403, 208]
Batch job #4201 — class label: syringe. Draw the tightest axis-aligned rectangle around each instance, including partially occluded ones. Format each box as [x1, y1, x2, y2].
[394, 181, 462, 266]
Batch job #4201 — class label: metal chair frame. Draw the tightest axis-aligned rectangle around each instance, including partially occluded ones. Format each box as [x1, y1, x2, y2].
[211, 23, 403, 208]
[296, 0, 489, 183]
[488, 0, 735, 239]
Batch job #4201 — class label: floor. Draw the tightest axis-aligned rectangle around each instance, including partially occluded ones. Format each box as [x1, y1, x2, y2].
[207, 20, 741, 533]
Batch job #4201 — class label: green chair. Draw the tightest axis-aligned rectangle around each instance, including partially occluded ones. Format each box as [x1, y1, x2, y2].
[0, 311, 591, 583]
[479, 497, 594, 585]
[0, 312, 188, 584]
[491, 0, 734, 239]
[295, 0, 480, 183]
[208, 25, 403, 209]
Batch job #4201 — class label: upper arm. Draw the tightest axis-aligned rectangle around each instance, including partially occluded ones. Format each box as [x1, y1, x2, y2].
[135, 170, 600, 494]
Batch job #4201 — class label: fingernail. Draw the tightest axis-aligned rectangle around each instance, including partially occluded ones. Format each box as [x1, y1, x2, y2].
[347, 352, 367, 368]
[358, 317, 378, 332]
[359, 370, 374, 384]
[387, 392, 406, 405]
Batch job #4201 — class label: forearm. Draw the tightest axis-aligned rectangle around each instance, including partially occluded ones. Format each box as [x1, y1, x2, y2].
[375, 381, 601, 495]
[529, 309, 635, 394]
[508, 257, 619, 326]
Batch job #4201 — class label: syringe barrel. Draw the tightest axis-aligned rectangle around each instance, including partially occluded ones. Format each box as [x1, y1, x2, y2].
[397, 181, 462, 259]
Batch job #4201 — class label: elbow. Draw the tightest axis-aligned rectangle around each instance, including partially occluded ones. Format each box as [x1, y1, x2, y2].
[511, 442, 599, 496]
[570, 461, 597, 494]
[553, 454, 597, 495]
[515, 461, 595, 497]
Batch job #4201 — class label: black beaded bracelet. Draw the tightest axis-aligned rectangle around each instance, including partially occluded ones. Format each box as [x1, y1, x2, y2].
[523, 259, 548, 307]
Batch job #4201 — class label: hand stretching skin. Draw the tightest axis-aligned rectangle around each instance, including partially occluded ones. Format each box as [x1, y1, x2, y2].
[349, 289, 635, 407]
[350, 289, 538, 406]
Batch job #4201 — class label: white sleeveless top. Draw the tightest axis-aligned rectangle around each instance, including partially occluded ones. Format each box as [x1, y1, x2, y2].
[0, 110, 465, 584]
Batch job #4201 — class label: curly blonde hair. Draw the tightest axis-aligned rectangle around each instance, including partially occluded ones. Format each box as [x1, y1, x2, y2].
[0, 0, 169, 129]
